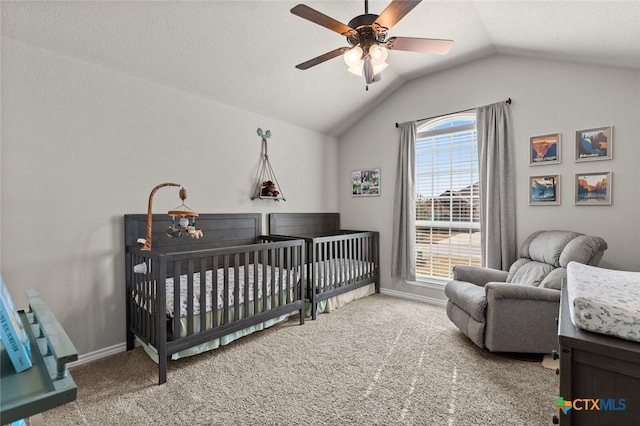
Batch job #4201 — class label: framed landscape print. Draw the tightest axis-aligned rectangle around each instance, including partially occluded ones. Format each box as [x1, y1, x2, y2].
[351, 168, 380, 197]
[530, 133, 561, 165]
[575, 126, 612, 161]
[575, 171, 611, 205]
[529, 175, 560, 205]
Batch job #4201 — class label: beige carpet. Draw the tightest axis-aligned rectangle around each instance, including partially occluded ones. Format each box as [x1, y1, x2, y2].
[43, 295, 559, 425]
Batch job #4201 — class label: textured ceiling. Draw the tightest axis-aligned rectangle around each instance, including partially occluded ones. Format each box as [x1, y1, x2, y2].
[2, 1, 639, 137]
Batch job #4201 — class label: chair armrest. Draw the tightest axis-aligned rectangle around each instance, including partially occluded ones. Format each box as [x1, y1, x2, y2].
[483, 283, 561, 353]
[485, 282, 560, 303]
[452, 265, 508, 287]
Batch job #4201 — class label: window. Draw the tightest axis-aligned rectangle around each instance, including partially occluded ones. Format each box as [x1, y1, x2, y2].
[415, 114, 481, 282]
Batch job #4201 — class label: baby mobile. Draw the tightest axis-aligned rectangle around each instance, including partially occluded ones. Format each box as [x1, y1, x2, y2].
[141, 182, 202, 251]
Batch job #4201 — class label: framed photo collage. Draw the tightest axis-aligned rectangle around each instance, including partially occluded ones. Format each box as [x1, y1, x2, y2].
[528, 126, 612, 206]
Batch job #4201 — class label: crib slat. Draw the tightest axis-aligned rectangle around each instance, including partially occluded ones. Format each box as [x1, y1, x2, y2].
[199, 257, 207, 332]
[173, 261, 181, 340]
[336, 239, 349, 287]
[233, 253, 240, 321]
[262, 249, 268, 313]
[278, 248, 284, 307]
[244, 252, 250, 319]
[212, 256, 219, 328]
[157, 257, 168, 384]
[187, 259, 194, 336]
[150, 263, 156, 347]
[309, 243, 316, 308]
[270, 248, 276, 309]
[285, 247, 291, 305]
[349, 238, 354, 284]
[223, 255, 230, 325]
[253, 250, 259, 317]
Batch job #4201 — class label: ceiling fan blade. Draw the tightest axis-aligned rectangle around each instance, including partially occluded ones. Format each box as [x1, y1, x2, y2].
[295, 47, 349, 70]
[373, 0, 422, 32]
[291, 4, 355, 36]
[386, 37, 454, 55]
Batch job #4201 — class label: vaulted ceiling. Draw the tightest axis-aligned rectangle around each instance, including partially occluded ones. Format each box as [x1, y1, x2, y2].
[2, 1, 639, 137]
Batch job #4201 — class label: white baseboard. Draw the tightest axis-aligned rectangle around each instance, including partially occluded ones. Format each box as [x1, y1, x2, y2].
[69, 342, 127, 367]
[380, 288, 447, 307]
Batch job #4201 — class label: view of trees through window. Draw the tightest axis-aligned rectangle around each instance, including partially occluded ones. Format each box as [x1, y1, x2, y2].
[415, 114, 482, 280]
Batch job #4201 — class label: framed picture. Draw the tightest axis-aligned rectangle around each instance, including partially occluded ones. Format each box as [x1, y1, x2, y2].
[575, 172, 611, 205]
[351, 168, 380, 197]
[575, 126, 612, 161]
[529, 175, 560, 205]
[530, 133, 561, 165]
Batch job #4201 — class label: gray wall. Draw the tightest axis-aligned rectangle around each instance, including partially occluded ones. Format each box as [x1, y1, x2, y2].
[1, 38, 338, 356]
[339, 54, 640, 302]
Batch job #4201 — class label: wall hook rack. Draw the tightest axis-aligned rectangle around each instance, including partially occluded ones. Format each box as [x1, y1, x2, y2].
[251, 128, 286, 201]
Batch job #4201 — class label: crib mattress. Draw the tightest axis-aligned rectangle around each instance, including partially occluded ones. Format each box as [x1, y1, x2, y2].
[567, 262, 640, 343]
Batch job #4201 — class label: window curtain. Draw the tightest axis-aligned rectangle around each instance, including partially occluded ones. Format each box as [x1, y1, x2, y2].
[391, 121, 417, 281]
[476, 101, 516, 270]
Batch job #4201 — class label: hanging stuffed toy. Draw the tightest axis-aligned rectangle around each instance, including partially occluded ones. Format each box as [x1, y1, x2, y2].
[261, 180, 280, 197]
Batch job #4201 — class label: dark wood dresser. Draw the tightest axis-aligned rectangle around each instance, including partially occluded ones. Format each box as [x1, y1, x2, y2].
[554, 285, 640, 425]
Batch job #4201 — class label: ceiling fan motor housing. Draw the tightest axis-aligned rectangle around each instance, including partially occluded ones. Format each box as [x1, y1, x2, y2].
[346, 14, 387, 48]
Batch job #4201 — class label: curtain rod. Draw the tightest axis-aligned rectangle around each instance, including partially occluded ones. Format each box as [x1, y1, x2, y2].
[395, 98, 512, 128]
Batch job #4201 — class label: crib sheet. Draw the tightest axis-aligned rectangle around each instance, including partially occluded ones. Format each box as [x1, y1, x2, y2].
[567, 262, 640, 343]
[165, 264, 293, 318]
[312, 258, 376, 289]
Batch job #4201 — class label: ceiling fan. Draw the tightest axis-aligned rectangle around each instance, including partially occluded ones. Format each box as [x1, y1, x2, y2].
[291, 0, 454, 86]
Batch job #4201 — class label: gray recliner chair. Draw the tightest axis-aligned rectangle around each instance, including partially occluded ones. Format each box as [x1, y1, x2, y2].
[444, 230, 607, 353]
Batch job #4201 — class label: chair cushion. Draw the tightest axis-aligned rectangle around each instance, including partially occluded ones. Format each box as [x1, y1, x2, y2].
[526, 231, 582, 266]
[444, 280, 487, 322]
[559, 235, 608, 267]
[539, 267, 567, 290]
[507, 260, 555, 286]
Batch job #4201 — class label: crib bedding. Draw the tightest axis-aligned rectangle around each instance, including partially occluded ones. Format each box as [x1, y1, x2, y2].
[163, 263, 294, 318]
[138, 308, 294, 362]
[567, 262, 640, 343]
[313, 283, 376, 315]
[134, 263, 297, 360]
[311, 258, 376, 290]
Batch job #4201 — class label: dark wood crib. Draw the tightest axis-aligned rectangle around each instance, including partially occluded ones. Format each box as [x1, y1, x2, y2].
[124, 213, 305, 384]
[268, 213, 379, 319]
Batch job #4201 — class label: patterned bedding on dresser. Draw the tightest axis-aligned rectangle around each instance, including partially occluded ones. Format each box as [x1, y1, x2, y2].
[567, 262, 640, 343]
[163, 264, 293, 318]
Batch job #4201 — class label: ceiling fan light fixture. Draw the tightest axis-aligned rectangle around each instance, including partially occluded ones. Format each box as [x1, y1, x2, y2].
[369, 44, 389, 65]
[372, 62, 388, 74]
[348, 63, 364, 76]
[344, 46, 364, 68]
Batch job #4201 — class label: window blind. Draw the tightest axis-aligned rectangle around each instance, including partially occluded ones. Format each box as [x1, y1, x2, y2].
[415, 117, 481, 280]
